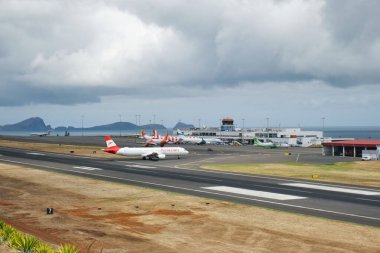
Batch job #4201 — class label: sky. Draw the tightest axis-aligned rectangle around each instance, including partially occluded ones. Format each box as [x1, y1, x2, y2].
[1, 0, 380, 128]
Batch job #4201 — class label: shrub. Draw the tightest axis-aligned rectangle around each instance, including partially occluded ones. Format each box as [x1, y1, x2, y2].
[0, 220, 5, 229]
[1, 224, 16, 242]
[57, 244, 79, 253]
[35, 243, 56, 253]
[9, 231, 40, 253]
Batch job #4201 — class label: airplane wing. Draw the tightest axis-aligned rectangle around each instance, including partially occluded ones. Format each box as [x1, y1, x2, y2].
[144, 139, 158, 147]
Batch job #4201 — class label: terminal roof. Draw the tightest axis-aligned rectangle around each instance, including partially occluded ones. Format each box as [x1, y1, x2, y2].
[322, 140, 380, 147]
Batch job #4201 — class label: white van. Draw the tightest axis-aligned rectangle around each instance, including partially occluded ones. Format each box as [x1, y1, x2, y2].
[362, 155, 372, 161]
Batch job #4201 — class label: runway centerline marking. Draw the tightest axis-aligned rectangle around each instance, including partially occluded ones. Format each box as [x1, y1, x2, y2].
[26, 152, 45, 156]
[73, 166, 102, 171]
[127, 164, 157, 169]
[281, 183, 380, 196]
[203, 186, 307, 200]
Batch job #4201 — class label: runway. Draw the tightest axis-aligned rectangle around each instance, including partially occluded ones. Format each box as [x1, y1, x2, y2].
[1, 146, 380, 227]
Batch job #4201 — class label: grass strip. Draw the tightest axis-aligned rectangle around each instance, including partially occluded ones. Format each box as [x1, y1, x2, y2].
[202, 161, 380, 187]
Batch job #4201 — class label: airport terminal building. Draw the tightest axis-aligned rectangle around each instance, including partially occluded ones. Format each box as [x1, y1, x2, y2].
[177, 118, 324, 147]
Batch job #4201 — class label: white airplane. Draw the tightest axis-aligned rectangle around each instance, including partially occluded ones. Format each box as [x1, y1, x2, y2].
[141, 130, 169, 147]
[203, 137, 224, 145]
[176, 129, 224, 145]
[104, 136, 189, 160]
[175, 129, 205, 144]
[31, 130, 51, 137]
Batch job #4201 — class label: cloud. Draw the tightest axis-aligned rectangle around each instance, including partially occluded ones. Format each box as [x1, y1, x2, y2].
[0, 0, 380, 107]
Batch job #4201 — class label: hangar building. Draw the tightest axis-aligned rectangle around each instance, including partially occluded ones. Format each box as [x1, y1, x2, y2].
[322, 140, 380, 158]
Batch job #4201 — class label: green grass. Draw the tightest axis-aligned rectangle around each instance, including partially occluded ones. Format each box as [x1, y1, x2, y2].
[0, 220, 79, 253]
[201, 161, 380, 187]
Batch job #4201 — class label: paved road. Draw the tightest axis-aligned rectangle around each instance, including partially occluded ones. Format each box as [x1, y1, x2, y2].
[0, 146, 379, 227]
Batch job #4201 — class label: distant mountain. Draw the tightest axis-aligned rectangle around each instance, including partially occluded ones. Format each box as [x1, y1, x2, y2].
[0, 117, 167, 132]
[173, 122, 194, 129]
[0, 117, 51, 131]
[54, 122, 166, 131]
[140, 124, 166, 130]
[54, 126, 76, 131]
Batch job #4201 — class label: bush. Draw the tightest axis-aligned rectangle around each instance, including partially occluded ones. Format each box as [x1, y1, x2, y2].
[0, 220, 5, 229]
[57, 244, 79, 253]
[9, 231, 40, 253]
[1, 224, 16, 242]
[35, 243, 56, 253]
[0, 220, 78, 253]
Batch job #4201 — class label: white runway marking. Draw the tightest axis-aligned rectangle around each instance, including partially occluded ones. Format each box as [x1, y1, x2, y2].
[203, 186, 307, 200]
[27, 152, 45, 156]
[281, 183, 380, 196]
[127, 165, 157, 169]
[1, 157, 380, 222]
[73, 166, 102, 171]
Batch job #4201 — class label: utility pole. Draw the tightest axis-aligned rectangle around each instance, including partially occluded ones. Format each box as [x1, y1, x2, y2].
[242, 118, 245, 145]
[137, 115, 141, 126]
[81, 115, 84, 137]
[119, 114, 122, 136]
[321, 117, 325, 137]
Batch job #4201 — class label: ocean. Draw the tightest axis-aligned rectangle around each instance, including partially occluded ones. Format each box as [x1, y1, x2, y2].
[1, 126, 380, 139]
[303, 126, 380, 140]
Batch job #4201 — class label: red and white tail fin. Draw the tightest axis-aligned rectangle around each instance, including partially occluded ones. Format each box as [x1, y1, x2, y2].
[104, 136, 120, 154]
[159, 131, 169, 147]
[153, 129, 160, 139]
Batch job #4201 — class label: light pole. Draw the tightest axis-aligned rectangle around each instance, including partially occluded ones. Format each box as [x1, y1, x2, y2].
[153, 114, 156, 124]
[321, 117, 325, 137]
[119, 114, 122, 136]
[137, 115, 141, 126]
[266, 117, 269, 130]
[198, 118, 201, 129]
[242, 118, 245, 145]
[81, 115, 84, 137]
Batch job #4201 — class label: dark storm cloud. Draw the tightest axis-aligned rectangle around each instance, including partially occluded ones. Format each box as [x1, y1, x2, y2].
[0, 0, 380, 107]
[0, 82, 101, 106]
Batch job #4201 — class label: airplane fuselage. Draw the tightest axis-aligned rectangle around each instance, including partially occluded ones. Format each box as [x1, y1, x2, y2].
[116, 147, 188, 157]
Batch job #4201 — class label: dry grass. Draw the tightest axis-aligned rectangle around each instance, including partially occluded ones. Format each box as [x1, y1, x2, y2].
[1, 162, 380, 253]
[0, 139, 118, 159]
[202, 161, 380, 187]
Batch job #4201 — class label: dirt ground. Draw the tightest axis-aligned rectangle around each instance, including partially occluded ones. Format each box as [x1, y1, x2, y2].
[0, 244, 11, 252]
[1, 163, 380, 253]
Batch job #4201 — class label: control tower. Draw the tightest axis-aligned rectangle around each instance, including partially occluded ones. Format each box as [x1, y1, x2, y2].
[221, 118, 235, 132]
